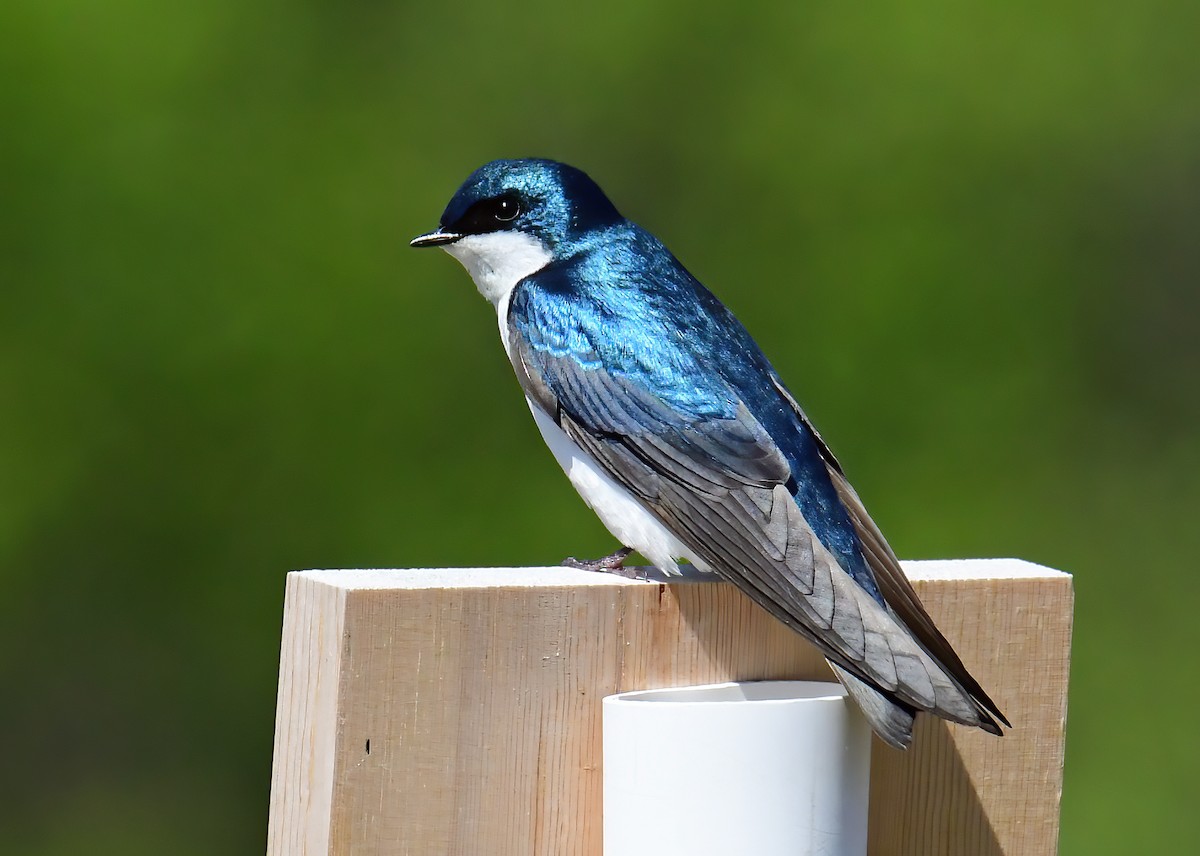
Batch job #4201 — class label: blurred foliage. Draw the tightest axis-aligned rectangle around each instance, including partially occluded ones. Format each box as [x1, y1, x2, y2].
[2, 0, 1198, 852]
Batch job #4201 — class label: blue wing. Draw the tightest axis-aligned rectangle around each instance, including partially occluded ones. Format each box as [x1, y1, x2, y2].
[506, 224, 1005, 744]
[510, 226, 880, 600]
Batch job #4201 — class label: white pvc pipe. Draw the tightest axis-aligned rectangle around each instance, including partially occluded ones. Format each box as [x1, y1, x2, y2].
[603, 681, 870, 856]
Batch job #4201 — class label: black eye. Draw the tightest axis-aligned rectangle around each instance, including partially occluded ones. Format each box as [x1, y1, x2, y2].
[448, 194, 526, 236]
[494, 196, 521, 222]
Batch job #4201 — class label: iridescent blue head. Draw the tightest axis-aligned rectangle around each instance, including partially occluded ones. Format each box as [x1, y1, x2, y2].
[412, 158, 621, 252]
[411, 159, 624, 304]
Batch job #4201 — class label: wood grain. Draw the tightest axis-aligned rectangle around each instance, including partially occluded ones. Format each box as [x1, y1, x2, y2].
[266, 560, 1072, 856]
[267, 572, 348, 855]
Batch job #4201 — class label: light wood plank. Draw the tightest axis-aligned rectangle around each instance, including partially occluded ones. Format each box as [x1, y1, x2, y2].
[267, 559, 1072, 855]
[267, 572, 348, 855]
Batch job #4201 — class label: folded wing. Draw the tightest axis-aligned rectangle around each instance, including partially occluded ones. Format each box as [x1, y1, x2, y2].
[508, 276, 1004, 746]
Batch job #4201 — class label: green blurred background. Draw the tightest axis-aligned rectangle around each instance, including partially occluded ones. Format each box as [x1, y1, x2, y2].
[2, 1, 1197, 852]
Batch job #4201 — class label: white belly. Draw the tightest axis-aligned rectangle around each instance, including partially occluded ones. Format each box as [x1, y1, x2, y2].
[528, 404, 710, 576]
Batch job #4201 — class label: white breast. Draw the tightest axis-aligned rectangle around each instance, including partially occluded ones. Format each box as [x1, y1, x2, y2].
[442, 231, 708, 575]
[443, 231, 552, 357]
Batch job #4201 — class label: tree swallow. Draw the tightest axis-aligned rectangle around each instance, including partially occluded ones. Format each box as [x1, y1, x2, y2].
[411, 158, 1007, 748]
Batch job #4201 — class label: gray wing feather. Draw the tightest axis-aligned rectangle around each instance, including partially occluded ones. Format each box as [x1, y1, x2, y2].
[769, 377, 1010, 728]
[831, 663, 917, 749]
[513, 334, 998, 731]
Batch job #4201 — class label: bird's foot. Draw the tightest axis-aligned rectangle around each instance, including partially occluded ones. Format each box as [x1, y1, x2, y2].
[561, 547, 642, 579]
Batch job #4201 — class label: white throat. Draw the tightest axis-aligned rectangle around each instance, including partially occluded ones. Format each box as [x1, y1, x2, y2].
[443, 232, 553, 306]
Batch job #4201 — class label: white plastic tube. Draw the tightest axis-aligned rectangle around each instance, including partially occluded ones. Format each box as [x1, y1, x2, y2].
[603, 681, 870, 856]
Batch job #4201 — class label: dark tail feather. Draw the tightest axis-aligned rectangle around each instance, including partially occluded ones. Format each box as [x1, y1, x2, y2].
[830, 661, 916, 750]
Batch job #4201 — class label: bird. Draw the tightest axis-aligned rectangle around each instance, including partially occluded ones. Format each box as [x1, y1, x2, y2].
[410, 158, 1008, 749]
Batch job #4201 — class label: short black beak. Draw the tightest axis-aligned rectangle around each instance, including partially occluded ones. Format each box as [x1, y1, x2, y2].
[409, 229, 461, 248]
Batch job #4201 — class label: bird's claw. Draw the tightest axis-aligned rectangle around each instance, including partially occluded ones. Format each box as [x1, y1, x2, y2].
[561, 547, 643, 579]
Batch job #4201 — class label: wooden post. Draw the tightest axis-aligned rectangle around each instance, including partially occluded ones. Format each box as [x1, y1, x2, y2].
[266, 559, 1072, 856]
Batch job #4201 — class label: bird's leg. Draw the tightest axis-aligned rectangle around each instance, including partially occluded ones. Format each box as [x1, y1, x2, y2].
[561, 546, 641, 579]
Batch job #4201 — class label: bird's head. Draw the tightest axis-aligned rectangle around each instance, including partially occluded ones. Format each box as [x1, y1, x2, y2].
[411, 158, 621, 304]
